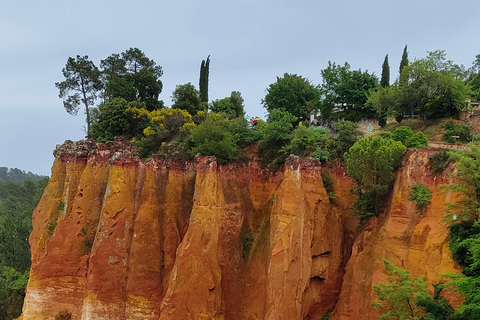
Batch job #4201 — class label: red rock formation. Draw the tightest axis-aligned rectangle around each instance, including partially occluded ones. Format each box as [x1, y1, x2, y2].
[330, 148, 462, 320]
[21, 142, 460, 319]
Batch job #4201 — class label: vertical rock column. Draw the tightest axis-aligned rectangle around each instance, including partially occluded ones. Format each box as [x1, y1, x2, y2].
[158, 156, 225, 320]
[266, 157, 331, 319]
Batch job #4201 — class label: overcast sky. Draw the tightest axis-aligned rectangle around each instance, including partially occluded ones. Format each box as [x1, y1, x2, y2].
[1, 0, 479, 176]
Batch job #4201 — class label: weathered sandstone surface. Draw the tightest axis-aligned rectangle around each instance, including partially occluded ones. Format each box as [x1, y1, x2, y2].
[20, 142, 460, 319]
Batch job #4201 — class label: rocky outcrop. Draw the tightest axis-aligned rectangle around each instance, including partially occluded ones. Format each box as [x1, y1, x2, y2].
[330, 148, 462, 320]
[21, 142, 461, 319]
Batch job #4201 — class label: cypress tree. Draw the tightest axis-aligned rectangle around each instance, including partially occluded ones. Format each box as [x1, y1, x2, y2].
[199, 55, 210, 103]
[381, 54, 390, 87]
[399, 45, 409, 81]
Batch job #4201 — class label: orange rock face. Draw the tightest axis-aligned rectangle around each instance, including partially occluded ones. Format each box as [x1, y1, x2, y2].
[21, 142, 460, 319]
[330, 148, 462, 320]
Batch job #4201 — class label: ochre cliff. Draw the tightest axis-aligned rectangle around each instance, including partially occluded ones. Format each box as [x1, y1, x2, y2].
[21, 142, 461, 319]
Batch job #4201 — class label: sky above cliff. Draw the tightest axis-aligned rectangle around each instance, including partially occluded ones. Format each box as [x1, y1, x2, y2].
[0, 0, 479, 175]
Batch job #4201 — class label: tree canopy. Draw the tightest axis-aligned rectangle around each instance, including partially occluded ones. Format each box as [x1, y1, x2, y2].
[319, 62, 379, 121]
[262, 73, 319, 122]
[55, 55, 102, 136]
[171, 83, 205, 115]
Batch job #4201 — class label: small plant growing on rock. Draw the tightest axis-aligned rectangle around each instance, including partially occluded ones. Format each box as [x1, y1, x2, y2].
[47, 221, 57, 234]
[321, 174, 337, 200]
[55, 310, 72, 320]
[429, 150, 452, 174]
[408, 183, 432, 215]
[58, 200, 65, 211]
[80, 227, 94, 254]
[240, 228, 254, 258]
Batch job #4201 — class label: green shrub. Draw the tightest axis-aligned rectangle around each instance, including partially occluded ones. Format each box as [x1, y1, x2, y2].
[322, 174, 336, 200]
[391, 126, 414, 147]
[429, 150, 452, 174]
[58, 200, 65, 211]
[190, 113, 237, 164]
[240, 228, 254, 258]
[408, 183, 432, 214]
[442, 121, 471, 143]
[408, 131, 428, 148]
[47, 221, 57, 233]
[280, 125, 324, 158]
[55, 310, 72, 320]
[312, 148, 330, 163]
[90, 98, 132, 142]
[80, 227, 94, 254]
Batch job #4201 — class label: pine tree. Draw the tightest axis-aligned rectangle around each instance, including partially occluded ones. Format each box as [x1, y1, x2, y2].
[199, 55, 210, 103]
[381, 54, 390, 87]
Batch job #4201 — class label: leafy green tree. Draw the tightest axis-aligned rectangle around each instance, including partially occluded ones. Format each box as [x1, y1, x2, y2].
[392, 126, 414, 147]
[381, 54, 390, 88]
[199, 55, 210, 103]
[210, 91, 245, 119]
[400, 51, 469, 124]
[190, 113, 236, 164]
[319, 62, 379, 121]
[55, 55, 102, 136]
[101, 48, 163, 111]
[345, 136, 405, 218]
[372, 260, 431, 320]
[171, 83, 205, 116]
[408, 132, 428, 149]
[90, 98, 132, 142]
[325, 120, 363, 159]
[262, 73, 319, 122]
[366, 85, 399, 125]
[443, 144, 480, 222]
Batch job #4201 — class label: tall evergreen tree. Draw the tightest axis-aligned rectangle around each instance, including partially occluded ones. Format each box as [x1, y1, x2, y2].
[199, 55, 210, 103]
[55, 55, 102, 136]
[381, 54, 390, 87]
[399, 45, 409, 83]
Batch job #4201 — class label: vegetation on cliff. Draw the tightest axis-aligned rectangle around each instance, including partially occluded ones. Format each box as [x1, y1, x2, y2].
[0, 171, 47, 319]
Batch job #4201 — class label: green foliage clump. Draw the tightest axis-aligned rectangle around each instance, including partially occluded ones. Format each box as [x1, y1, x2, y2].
[80, 227, 95, 254]
[90, 98, 135, 142]
[408, 131, 429, 149]
[47, 221, 57, 233]
[429, 150, 452, 174]
[211, 91, 245, 119]
[345, 136, 406, 219]
[0, 178, 47, 318]
[190, 113, 237, 164]
[321, 174, 336, 200]
[280, 125, 326, 158]
[240, 228, 254, 258]
[55, 310, 72, 320]
[443, 121, 471, 143]
[258, 109, 297, 168]
[58, 200, 65, 211]
[262, 73, 319, 122]
[171, 82, 206, 116]
[326, 120, 363, 160]
[408, 183, 432, 214]
[391, 126, 414, 146]
[372, 259, 430, 320]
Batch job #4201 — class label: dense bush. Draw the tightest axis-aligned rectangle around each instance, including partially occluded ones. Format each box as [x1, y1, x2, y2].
[443, 121, 472, 143]
[280, 125, 326, 158]
[429, 150, 452, 174]
[408, 131, 428, 148]
[408, 183, 432, 214]
[391, 126, 414, 147]
[258, 109, 297, 168]
[190, 113, 237, 164]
